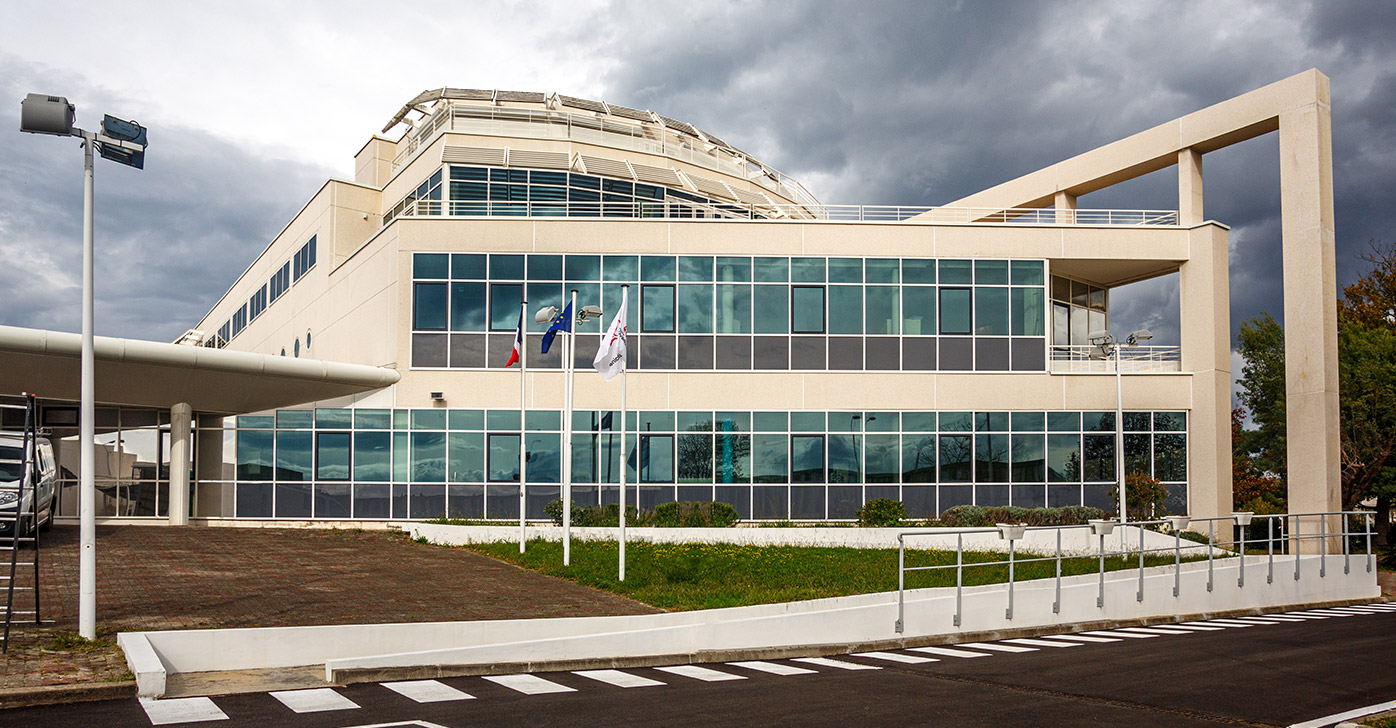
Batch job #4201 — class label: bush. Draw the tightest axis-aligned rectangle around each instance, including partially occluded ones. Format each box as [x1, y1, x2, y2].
[544, 500, 738, 528]
[856, 498, 906, 527]
[1112, 471, 1170, 521]
[939, 505, 1107, 528]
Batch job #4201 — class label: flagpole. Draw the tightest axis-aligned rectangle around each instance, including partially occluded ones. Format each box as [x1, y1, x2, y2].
[563, 289, 578, 567]
[619, 284, 628, 582]
[519, 298, 528, 554]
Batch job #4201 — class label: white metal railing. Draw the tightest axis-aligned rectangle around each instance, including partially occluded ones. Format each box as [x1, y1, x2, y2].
[388, 198, 1181, 227]
[1049, 345, 1183, 373]
[893, 510, 1376, 634]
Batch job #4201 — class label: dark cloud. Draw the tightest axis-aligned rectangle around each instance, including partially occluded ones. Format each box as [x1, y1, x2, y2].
[0, 55, 330, 341]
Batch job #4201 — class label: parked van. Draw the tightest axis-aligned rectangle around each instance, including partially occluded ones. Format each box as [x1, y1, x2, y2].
[0, 433, 57, 539]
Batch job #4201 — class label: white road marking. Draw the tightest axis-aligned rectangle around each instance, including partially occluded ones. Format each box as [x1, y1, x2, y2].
[270, 688, 360, 713]
[728, 660, 817, 676]
[1234, 616, 1302, 623]
[1239, 614, 1306, 622]
[1080, 630, 1158, 639]
[1293, 609, 1356, 617]
[654, 665, 747, 682]
[1110, 627, 1188, 636]
[957, 642, 1036, 653]
[1150, 623, 1225, 631]
[482, 674, 577, 695]
[1001, 638, 1080, 648]
[907, 646, 992, 658]
[1038, 634, 1122, 643]
[1287, 699, 1396, 728]
[572, 669, 666, 688]
[139, 697, 228, 725]
[1325, 607, 1388, 615]
[1208, 618, 1280, 626]
[792, 657, 880, 670]
[381, 680, 474, 703]
[853, 651, 939, 664]
[1274, 612, 1330, 619]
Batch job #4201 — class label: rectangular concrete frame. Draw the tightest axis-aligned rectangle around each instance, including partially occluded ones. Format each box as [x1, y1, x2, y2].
[943, 69, 1339, 528]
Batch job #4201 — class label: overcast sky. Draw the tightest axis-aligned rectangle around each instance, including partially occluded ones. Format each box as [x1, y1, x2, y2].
[1, 0, 1392, 370]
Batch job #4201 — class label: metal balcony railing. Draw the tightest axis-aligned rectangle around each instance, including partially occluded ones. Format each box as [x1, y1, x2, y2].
[1049, 345, 1183, 373]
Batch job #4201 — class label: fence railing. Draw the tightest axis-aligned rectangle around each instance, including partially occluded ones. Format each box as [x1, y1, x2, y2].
[1049, 345, 1183, 373]
[389, 198, 1180, 227]
[893, 510, 1375, 634]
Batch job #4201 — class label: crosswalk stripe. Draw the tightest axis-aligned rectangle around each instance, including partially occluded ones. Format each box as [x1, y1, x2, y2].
[1205, 619, 1269, 626]
[1233, 616, 1297, 624]
[483, 674, 578, 695]
[1241, 614, 1306, 622]
[269, 688, 360, 713]
[1080, 630, 1158, 639]
[792, 657, 880, 671]
[655, 665, 747, 682]
[1038, 633, 1122, 644]
[139, 697, 228, 725]
[728, 660, 817, 676]
[1274, 612, 1330, 619]
[1002, 638, 1080, 648]
[1295, 609, 1357, 617]
[1111, 627, 1188, 636]
[1333, 605, 1392, 613]
[1215, 617, 1282, 625]
[1151, 623, 1225, 631]
[907, 646, 992, 658]
[1326, 607, 1386, 615]
[853, 651, 939, 664]
[958, 642, 1036, 653]
[381, 680, 474, 703]
[573, 669, 666, 688]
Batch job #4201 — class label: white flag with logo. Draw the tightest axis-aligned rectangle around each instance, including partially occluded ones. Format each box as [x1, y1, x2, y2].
[593, 288, 628, 381]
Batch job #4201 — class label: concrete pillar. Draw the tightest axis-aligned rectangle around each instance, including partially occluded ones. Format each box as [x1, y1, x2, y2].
[1178, 149, 1204, 225]
[1054, 191, 1077, 224]
[1278, 79, 1341, 549]
[1179, 224, 1232, 521]
[195, 414, 231, 517]
[168, 403, 192, 526]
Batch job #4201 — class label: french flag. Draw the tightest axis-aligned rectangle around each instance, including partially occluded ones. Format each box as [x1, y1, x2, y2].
[505, 313, 524, 367]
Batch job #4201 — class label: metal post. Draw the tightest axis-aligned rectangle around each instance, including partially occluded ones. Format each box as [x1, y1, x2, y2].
[1367, 513, 1374, 574]
[562, 290, 578, 566]
[1173, 526, 1181, 597]
[1053, 528, 1062, 614]
[954, 533, 963, 627]
[1137, 522, 1145, 602]
[1207, 519, 1214, 592]
[1097, 533, 1105, 609]
[1115, 342, 1127, 553]
[519, 299, 528, 554]
[1267, 517, 1274, 584]
[79, 132, 97, 641]
[895, 535, 905, 633]
[1294, 516, 1302, 582]
[1005, 538, 1016, 620]
[1319, 515, 1327, 578]
[618, 363, 627, 582]
[1343, 512, 1350, 576]
[1238, 518, 1246, 588]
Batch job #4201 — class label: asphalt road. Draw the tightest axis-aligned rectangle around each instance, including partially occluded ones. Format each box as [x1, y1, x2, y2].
[7, 605, 1395, 728]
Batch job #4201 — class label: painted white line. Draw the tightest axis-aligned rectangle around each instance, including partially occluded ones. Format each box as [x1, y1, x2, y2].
[1080, 630, 1158, 639]
[1234, 616, 1301, 623]
[482, 674, 577, 695]
[1275, 612, 1330, 620]
[380, 680, 474, 703]
[1241, 614, 1307, 622]
[270, 688, 360, 713]
[1201, 619, 1263, 627]
[907, 646, 992, 658]
[1331, 605, 1392, 613]
[1151, 623, 1225, 631]
[573, 669, 666, 688]
[1181, 621, 1246, 628]
[1324, 607, 1386, 615]
[728, 661, 817, 676]
[654, 665, 746, 682]
[1038, 634, 1122, 644]
[792, 657, 881, 671]
[139, 697, 228, 725]
[1294, 609, 1357, 617]
[1001, 638, 1080, 648]
[1210, 618, 1281, 625]
[1111, 627, 1188, 636]
[853, 651, 939, 664]
[1287, 699, 1396, 728]
[958, 642, 1036, 653]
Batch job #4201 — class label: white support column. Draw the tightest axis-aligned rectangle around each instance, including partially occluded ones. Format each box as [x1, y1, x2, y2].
[1178, 149, 1204, 225]
[168, 403, 192, 526]
[1179, 224, 1233, 521]
[1054, 191, 1077, 224]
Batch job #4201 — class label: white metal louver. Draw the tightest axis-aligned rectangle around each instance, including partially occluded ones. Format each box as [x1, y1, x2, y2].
[578, 154, 635, 180]
[505, 149, 571, 170]
[442, 145, 507, 166]
[630, 162, 684, 187]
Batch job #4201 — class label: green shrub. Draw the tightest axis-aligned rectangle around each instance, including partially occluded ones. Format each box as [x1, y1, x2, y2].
[939, 505, 1107, 528]
[1113, 471, 1170, 521]
[545, 500, 738, 528]
[856, 498, 906, 527]
[652, 501, 740, 528]
[1180, 530, 1212, 545]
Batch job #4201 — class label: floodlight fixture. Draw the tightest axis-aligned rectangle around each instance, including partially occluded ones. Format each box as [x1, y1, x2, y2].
[20, 94, 75, 136]
[579, 305, 603, 320]
[534, 306, 558, 324]
[1087, 330, 1112, 345]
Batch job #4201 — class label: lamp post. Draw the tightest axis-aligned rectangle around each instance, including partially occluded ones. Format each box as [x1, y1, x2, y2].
[20, 95, 148, 641]
[1088, 328, 1152, 548]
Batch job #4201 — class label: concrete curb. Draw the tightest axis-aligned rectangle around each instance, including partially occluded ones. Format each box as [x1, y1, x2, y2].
[328, 596, 1388, 686]
[0, 680, 137, 709]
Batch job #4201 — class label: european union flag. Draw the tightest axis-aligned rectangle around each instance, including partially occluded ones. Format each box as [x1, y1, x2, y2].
[540, 301, 573, 354]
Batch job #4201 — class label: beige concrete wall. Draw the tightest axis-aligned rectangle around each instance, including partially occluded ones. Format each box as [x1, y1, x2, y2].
[1179, 224, 1233, 520]
[354, 137, 398, 188]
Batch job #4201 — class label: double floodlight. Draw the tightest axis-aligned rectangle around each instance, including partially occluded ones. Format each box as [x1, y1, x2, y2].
[534, 304, 604, 324]
[20, 93, 149, 169]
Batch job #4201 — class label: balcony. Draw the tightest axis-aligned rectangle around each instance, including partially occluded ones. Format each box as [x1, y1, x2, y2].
[1048, 345, 1182, 373]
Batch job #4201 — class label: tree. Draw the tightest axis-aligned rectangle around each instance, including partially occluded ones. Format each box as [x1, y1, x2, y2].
[1231, 407, 1285, 514]
[1235, 313, 1287, 479]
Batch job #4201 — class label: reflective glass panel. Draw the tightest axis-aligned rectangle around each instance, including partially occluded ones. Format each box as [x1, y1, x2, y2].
[792, 286, 825, 334]
[975, 287, 1009, 335]
[316, 433, 351, 481]
[753, 285, 789, 334]
[1011, 288, 1044, 336]
[828, 286, 863, 334]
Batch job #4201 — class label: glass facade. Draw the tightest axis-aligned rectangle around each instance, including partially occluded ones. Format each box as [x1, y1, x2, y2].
[197, 407, 1187, 521]
[411, 253, 1050, 372]
[1051, 274, 1109, 346]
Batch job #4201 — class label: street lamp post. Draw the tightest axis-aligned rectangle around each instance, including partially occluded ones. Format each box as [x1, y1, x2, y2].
[1088, 328, 1152, 547]
[20, 95, 148, 641]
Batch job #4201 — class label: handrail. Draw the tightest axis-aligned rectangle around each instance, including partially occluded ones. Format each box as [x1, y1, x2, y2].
[388, 198, 1180, 227]
[892, 510, 1374, 634]
[1049, 345, 1183, 373]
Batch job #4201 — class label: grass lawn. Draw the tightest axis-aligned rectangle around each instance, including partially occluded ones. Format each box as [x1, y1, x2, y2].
[457, 539, 1205, 611]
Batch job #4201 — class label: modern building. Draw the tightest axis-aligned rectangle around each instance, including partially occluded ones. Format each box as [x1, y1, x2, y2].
[0, 69, 1339, 527]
